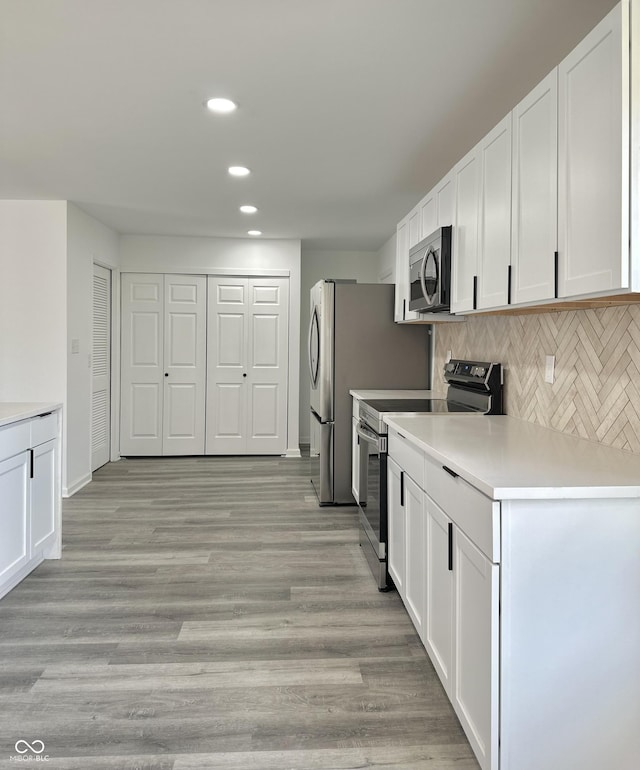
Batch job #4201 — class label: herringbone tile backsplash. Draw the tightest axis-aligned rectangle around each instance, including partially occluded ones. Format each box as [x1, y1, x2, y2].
[433, 304, 640, 453]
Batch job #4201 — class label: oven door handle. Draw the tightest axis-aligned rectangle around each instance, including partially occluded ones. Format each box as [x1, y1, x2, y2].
[356, 421, 387, 453]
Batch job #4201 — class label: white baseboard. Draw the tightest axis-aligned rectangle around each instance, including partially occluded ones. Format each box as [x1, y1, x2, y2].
[63, 472, 92, 498]
[283, 447, 302, 458]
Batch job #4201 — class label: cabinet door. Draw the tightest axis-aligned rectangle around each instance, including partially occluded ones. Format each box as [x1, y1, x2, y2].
[452, 144, 481, 312]
[163, 275, 207, 455]
[453, 528, 500, 770]
[404, 473, 425, 637]
[394, 218, 420, 323]
[511, 69, 558, 305]
[558, 2, 628, 298]
[424, 498, 454, 696]
[30, 439, 57, 555]
[387, 457, 405, 596]
[419, 190, 437, 240]
[436, 173, 455, 228]
[478, 115, 512, 310]
[120, 274, 164, 455]
[0, 451, 29, 585]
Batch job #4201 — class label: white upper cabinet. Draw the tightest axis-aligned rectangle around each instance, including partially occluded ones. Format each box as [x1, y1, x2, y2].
[451, 144, 482, 313]
[558, 1, 629, 298]
[419, 189, 437, 238]
[511, 69, 558, 305]
[421, 171, 455, 236]
[396, 0, 635, 312]
[478, 114, 512, 310]
[435, 173, 455, 227]
[394, 210, 421, 322]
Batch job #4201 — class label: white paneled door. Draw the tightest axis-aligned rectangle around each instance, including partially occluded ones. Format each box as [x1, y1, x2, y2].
[162, 275, 207, 454]
[120, 274, 206, 456]
[91, 264, 111, 471]
[206, 276, 289, 455]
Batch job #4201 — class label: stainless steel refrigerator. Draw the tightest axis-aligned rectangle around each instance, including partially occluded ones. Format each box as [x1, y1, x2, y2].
[309, 280, 431, 504]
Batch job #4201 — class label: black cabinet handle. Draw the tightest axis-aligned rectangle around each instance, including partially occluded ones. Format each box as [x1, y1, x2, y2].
[443, 465, 458, 478]
[448, 523, 453, 571]
[507, 265, 512, 304]
[403, 299, 406, 321]
[554, 251, 559, 298]
[400, 471, 404, 507]
[29, 449, 34, 479]
[473, 275, 478, 310]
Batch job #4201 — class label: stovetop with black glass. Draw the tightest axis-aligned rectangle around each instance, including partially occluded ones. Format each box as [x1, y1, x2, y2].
[358, 359, 503, 436]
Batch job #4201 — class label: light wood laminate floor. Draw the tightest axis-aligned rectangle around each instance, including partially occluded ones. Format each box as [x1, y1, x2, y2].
[0, 456, 479, 770]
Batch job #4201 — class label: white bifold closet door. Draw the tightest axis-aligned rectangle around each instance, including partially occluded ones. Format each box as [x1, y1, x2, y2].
[120, 274, 206, 456]
[206, 276, 289, 455]
[91, 264, 111, 471]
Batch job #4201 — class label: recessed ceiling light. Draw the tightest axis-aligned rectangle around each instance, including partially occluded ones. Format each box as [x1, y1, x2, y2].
[228, 166, 250, 177]
[240, 205, 257, 214]
[248, 230, 262, 236]
[206, 97, 237, 113]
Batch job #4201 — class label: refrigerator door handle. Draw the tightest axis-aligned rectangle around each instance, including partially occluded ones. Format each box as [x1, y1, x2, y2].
[309, 306, 320, 388]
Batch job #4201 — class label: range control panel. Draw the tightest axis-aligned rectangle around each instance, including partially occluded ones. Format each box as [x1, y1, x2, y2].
[445, 359, 493, 380]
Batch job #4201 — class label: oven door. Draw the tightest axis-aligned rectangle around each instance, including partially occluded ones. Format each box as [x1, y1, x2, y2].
[356, 420, 389, 589]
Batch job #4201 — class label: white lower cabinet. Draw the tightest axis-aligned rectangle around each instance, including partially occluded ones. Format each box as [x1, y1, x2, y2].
[424, 498, 453, 694]
[403, 473, 425, 636]
[387, 457, 405, 594]
[0, 450, 30, 587]
[0, 410, 61, 600]
[453, 527, 499, 770]
[30, 439, 57, 554]
[387, 421, 639, 770]
[388, 428, 499, 770]
[388, 456, 426, 636]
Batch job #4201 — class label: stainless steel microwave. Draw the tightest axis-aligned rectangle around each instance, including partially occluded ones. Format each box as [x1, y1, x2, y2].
[408, 225, 452, 313]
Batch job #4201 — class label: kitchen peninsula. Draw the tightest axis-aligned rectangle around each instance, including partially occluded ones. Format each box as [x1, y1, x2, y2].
[384, 413, 640, 770]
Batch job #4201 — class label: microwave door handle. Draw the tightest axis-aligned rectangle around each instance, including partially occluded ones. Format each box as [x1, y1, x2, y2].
[420, 248, 439, 308]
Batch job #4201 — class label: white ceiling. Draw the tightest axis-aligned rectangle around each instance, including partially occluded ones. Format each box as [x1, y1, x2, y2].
[0, 0, 618, 251]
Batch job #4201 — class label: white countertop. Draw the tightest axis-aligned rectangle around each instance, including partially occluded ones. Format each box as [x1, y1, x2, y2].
[384, 414, 640, 500]
[0, 402, 62, 428]
[350, 389, 438, 400]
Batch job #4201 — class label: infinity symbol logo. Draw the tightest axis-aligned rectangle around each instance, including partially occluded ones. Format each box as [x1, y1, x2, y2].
[14, 740, 45, 754]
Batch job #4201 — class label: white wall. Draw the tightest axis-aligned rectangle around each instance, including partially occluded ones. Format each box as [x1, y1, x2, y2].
[299, 249, 379, 443]
[0, 199, 68, 472]
[66, 204, 119, 495]
[377, 232, 396, 284]
[119, 235, 302, 455]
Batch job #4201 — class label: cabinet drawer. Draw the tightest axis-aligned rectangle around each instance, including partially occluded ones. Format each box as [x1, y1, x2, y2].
[388, 428, 424, 488]
[0, 420, 30, 461]
[425, 454, 500, 562]
[30, 412, 58, 447]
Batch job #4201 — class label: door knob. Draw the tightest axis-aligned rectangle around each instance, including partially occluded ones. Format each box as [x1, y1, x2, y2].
[243, 373, 247, 378]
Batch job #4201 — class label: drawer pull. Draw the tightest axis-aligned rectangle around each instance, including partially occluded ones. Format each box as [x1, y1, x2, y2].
[448, 522, 453, 571]
[443, 465, 459, 478]
[397, 433, 406, 440]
